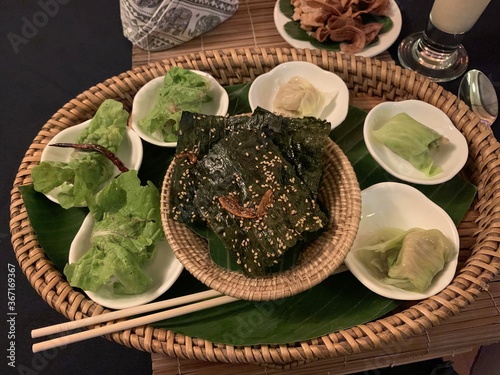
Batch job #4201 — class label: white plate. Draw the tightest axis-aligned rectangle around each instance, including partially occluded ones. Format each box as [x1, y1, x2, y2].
[40, 120, 143, 206]
[345, 182, 460, 300]
[364, 100, 469, 185]
[130, 70, 229, 147]
[69, 213, 183, 309]
[273, 0, 402, 57]
[248, 61, 349, 129]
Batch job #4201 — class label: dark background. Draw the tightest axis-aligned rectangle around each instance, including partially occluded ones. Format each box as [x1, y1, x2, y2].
[1, 1, 151, 374]
[1, 1, 498, 374]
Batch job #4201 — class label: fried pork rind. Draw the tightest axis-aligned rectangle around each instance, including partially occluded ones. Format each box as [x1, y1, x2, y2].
[291, 0, 391, 54]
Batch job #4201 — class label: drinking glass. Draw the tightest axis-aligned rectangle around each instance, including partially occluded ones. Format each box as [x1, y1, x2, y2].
[398, 0, 491, 82]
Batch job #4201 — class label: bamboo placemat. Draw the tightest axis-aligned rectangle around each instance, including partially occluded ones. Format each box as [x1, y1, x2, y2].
[131, 0, 395, 67]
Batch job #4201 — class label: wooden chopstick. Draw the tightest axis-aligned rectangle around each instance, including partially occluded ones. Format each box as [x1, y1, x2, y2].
[32, 265, 350, 352]
[32, 289, 222, 339]
[32, 290, 237, 353]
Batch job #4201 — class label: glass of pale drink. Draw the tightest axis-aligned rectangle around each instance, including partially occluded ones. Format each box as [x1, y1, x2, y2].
[398, 0, 491, 82]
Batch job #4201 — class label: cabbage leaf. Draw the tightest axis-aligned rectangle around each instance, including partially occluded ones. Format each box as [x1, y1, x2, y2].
[355, 228, 456, 292]
[371, 112, 446, 176]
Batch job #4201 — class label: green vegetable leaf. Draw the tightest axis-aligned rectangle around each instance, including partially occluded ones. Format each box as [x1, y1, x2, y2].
[77, 99, 129, 153]
[372, 113, 444, 177]
[31, 99, 128, 208]
[355, 228, 456, 292]
[138, 67, 212, 142]
[284, 21, 322, 43]
[279, 0, 294, 18]
[361, 14, 394, 34]
[188, 222, 240, 271]
[224, 82, 252, 115]
[310, 38, 343, 51]
[64, 170, 164, 294]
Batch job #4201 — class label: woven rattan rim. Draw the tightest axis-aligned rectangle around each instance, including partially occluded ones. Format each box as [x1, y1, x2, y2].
[160, 138, 361, 301]
[9, 48, 500, 368]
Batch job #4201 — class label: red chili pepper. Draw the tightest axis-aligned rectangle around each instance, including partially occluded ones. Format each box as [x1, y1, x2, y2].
[50, 143, 129, 173]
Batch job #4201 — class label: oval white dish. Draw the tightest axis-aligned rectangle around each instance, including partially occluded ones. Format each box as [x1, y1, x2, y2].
[40, 120, 143, 206]
[69, 213, 184, 309]
[273, 0, 402, 58]
[344, 182, 460, 300]
[248, 61, 349, 130]
[364, 100, 469, 185]
[130, 70, 229, 147]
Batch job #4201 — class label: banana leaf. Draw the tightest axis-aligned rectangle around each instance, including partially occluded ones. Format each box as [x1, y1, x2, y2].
[19, 83, 476, 346]
[18, 185, 88, 272]
[152, 270, 399, 346]
[225, 82, 252, 115]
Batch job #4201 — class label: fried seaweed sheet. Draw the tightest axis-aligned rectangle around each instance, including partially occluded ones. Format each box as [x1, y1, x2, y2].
[169, 108, 330, 276]
[255, 107, 330, 193]
[193, 129, 327, 275]
[170, 107, 330, 224]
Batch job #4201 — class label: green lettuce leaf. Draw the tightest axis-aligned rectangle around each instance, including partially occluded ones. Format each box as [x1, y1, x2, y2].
[76, 100, 129, 153]
[31, 99, 128, 208]
[138, 67, 212, 142]
[64, 170, 163, 294]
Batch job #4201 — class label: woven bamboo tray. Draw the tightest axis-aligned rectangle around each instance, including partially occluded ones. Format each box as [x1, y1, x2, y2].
[9, 48, 500, 369]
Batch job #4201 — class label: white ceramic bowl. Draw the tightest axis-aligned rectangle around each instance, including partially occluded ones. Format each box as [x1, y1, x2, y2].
[364, 100, 468, 185]
[40, 120, 143, 206]
[344, 182, 460, 300]
[69, 213, 183, 309]
[248, 61, 349, 130]
[130, 70, 229, 147]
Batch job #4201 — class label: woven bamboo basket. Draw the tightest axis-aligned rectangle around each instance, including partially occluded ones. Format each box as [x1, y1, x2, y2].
[161, 138, 361, 301]
[9, 48, 500, 369]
